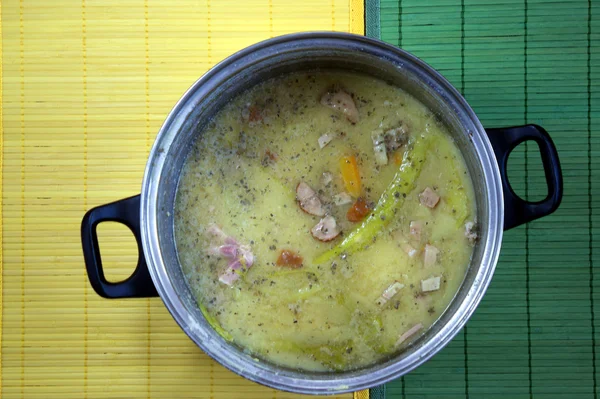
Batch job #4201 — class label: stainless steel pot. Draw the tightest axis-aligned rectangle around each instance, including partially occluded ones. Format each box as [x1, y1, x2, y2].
[81, 32, 562, 394]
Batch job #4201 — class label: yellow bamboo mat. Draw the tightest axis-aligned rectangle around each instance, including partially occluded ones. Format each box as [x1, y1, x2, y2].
[0, 0, 365, 397]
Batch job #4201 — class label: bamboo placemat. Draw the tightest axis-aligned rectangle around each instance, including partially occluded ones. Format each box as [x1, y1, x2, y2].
[0, 0, 367, 397]
[368, 0, 600, 398]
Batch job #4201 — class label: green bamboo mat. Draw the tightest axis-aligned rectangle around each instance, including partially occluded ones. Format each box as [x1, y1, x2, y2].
[368, 0, 600, 398]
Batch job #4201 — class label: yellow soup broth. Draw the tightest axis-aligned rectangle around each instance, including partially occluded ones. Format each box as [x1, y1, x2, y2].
[174, 71, 476, 371]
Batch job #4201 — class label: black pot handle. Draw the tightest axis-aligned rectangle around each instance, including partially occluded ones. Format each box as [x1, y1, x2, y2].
[81, 195, 158, 298]
[485, 124, 563, 230]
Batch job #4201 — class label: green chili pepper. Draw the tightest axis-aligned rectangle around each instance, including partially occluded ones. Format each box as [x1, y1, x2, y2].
[199, 303, 233, 341]
[314, 135, 431, 264]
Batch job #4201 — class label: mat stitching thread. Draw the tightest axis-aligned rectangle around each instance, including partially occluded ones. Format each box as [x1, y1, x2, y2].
[207, 0, 212, 66]
[588, 0, 596, 397]
[524, 0, 533, 396]
[81, 0, 88, 397]
[332, 0, 336, 31]
[144, 0, 152, 397]
[398, 0, 402, 48]
[18, 1, 25, 396]
[269, 0, 274, 38]
[460, 1, 470, 397]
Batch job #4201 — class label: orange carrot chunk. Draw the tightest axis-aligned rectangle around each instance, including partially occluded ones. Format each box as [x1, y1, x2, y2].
[340, 155, 361, 197]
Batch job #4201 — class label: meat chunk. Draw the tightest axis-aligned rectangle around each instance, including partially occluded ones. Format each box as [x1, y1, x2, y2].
[423, 244, 439, 267]
[371, 129, 388, 165]
[207, 224, 254, 286]
[218, 266, 240, 285]
[376, 281, 405, 306]
[296, 181, 325, 216]
[421, 276, 441, 292]
[371, 126, 409, 166]
[384, 124, 409, 152]
[419, 187, 440, 209]
[321, 172, 333, 187]
[332, 192, 352, 206]
[311, 216, 341, 242]
[320, 89, 359, 124]
[396, 323, 423, 346]
[318, 133, 336, 149]
[402, 242, 418, 258]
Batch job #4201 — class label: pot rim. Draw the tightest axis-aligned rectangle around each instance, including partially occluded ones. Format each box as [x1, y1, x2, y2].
[140, 31, 504, 394]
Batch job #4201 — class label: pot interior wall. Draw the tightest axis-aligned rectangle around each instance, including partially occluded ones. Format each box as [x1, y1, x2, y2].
[151, 41, 490, 384]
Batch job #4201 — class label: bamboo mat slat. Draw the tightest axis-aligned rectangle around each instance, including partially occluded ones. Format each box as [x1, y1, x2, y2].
[0, 0, 366, 398]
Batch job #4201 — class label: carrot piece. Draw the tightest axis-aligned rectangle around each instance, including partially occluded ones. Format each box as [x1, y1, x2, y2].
[393, 151, 403, 165]
[276, 250, 304, 268]
[339, 155, 361, 197]
[347, 197, 371, 222]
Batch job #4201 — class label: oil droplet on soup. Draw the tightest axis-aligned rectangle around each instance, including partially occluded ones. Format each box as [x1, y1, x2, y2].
[174, 71, 477, 371]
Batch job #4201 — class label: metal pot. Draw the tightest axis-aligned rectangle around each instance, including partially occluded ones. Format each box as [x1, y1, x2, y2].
[81, 32, 562, 394]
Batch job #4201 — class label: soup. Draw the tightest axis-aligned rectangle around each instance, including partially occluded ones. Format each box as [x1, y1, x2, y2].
[174, 71, 477, 371]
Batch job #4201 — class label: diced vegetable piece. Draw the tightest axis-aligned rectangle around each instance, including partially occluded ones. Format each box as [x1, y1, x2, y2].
[333, 192, 353, 206]
[318, 133, 335, 149]
[321, 172, 333, 187]
[421, 276, 441, 292]
[419, 187, 440, 208]
[314, 136, 432, 264]
[339, 155, 361, 197]
[423, 245, 439, 267]
[296, 181, 326, 216]
[311, 216, 341, 242]
[276, 249, 304, 268]
[376, 281, 405, 306]
[371, 129, 388, 165]
[320, 89, 359, 124]
[402, 243, 418, 258]
[409, 221, 422, 242]
[465, 221, 478, 243]
[347, 197, 371, 222]
[396, 323, 423, 346]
